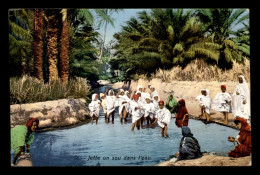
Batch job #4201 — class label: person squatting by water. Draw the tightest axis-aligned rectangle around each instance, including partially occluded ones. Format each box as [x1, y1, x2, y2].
[176, 126, 202, 161]
[151, 100, 171, 138]
[228, 117, 251, 158]
[212, 85, 232, 124]
[196, 89, 211, 124]
[11, 118, 39, 165]
[232, 75, 250, 124]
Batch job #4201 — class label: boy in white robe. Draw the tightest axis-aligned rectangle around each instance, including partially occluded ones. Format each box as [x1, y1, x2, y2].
[130, 94, 143, 131]
[212, 85, 232, 124]
[124, 91, 131, 118]
[150, 86, 159, 100]
[232, 75, 250, 124]
[88, 93, 101, 124]
[116, 89, 131, 124]
[143, 94, 155, 126]
[152, 100, 171, 138]
[106, 89, 117, 124]
[196, 89, 206, 118]
[196, 89, 211, 124]
[136, 91, 146, 126]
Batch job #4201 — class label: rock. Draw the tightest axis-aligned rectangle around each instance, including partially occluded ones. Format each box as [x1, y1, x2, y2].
[10, 98, 90, 131]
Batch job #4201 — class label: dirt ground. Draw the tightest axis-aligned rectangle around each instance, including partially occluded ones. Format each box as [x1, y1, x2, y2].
[156, 153, 251, 166]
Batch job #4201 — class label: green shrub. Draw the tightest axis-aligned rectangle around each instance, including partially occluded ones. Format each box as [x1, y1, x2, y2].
[10, 75, 91, 105]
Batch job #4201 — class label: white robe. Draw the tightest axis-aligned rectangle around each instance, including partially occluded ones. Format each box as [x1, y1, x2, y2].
[196, 93, 211, 114]
[212, 92, 232, 112]
[232, 76, 250, 120]
[88, 94, 101, 117]
[130, 100, 142, 123]
[106, 90, 117, 115]
[155, 107, 171, 128]
[143, 102, 155, 118]
[117, 94, 131, 114]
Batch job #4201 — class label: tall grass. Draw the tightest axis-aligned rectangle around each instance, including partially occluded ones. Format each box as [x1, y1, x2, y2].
[151, 59, 250, 82]
[10, 75, 91, 105]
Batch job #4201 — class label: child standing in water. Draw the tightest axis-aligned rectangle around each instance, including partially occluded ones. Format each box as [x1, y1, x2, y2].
[143, 94, 155, 126]
[130, 94, 143, 131]
[116, 89, 131, 124]
[106, 89, 117, 124]
[152, 100, 171, 138]
[88, 93, 101, 124]
[212, 85, 232, 124]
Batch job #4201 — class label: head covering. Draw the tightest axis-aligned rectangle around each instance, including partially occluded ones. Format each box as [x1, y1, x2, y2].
[124, 91, 129, 95]
[136, 91, 142, 95]
[133, 94, 139, 100]
[150, 85, 155, 89]
[166, 94, 178, 108]
[92, 93, 97, 101]
[26, 118, 39, 131]
[221, 85, 226, 89]
[178, 99, 186, 107]
[119, 89, 124, 93]
[234, 117, 251, 132]
[159, 100, 164, 105]
[152, 92, 160, 102]
[181, 126, 193, 137]
[108, 89, 114, 96]
[100, 93, 105, 98]
[136, 85, 143, 91]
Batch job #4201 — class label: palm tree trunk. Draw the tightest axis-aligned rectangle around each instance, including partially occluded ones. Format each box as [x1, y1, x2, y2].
[98, 21, 107, 62]
[60, 9, 69, 82]
[46, 10, 59, 81]
[33, 9, 44, 80]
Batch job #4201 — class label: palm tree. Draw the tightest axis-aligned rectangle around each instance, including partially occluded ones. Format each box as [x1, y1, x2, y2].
[195, 9, 249, 68]
[9, 9, 34, 76]
[33, 9, 45, 80]
[45, 9, 60, 81]
[60, 9, 69, 82]
[96, 9, 123, 62]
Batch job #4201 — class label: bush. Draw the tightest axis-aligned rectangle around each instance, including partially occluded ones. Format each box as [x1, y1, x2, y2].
[10, 75, 91, 105]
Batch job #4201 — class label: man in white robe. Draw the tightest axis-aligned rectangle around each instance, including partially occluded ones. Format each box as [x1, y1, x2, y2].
[196, 89, 211, 123]
[232, 75, 250, 124]
[106, 89, 117, 124]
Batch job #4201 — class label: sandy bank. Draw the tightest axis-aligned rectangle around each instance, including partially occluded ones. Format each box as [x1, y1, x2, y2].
[112, 78, 250, 129]
[156, 153, 251, 166]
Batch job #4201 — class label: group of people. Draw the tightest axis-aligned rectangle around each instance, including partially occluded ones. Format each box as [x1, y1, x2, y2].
[10, 75, 251, 165]
[88, 84, 191, 137]
[196, 75, 251, 125]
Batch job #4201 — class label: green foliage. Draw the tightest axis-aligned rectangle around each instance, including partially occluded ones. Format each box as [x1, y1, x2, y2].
[9, 9, 34, 76]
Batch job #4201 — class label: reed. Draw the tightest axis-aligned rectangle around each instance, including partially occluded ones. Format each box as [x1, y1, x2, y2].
[151, 59, 250, 82]
[10, 75, 90, 105]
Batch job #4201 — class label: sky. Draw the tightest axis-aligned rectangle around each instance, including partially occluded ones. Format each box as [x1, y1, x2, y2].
[95, 9, 249, 47]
